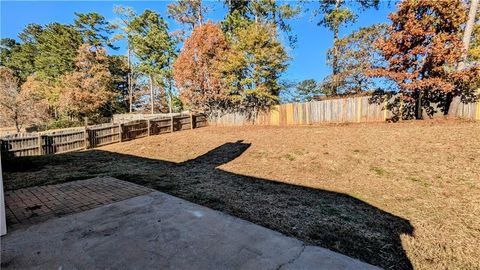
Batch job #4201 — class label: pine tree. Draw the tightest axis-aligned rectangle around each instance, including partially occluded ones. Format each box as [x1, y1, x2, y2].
[312, 0, 380, 95]
[34, 23, 83, 80]
[167, 0, 206, 30]
[74, 12, 117, 49]
[129, 10, 177, 114]
[324, 23, 388, 94]
[221, 22, 289, 114]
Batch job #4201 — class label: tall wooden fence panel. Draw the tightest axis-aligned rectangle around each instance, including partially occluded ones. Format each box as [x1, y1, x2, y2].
[210, 96, 391, 126]
[209, 95, 480, 127]
[1, 113, 207, 157]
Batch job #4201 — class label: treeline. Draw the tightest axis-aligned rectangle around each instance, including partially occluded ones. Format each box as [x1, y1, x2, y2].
[1, 0, 479, 132]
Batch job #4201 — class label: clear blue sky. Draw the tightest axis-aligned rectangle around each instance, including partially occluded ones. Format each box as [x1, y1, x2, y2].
[0, 0, 397, 84]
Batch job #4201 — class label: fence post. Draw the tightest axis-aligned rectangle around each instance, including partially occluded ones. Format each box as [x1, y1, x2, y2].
[37, 134, 42, 155]
[44, 135, 51, 155]
[190, 113, 194, 129]
[383, 95, 388, 121]
[357, 97, 362, 123]
[84, 127, 89, 149]
[147, 119, 151, 136]
[170, 115, 174, 133]
[119, 123, 123, 142]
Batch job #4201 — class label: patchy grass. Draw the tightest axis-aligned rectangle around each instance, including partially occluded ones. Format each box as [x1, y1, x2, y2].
[370, 166, 388, 176]
[3, 120, 480, 270]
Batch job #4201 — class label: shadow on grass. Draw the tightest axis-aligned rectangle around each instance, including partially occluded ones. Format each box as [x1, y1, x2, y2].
[2, 141, 414, 269]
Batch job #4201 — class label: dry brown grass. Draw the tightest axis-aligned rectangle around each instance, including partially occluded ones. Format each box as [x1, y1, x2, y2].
[3, 120, 480, 270]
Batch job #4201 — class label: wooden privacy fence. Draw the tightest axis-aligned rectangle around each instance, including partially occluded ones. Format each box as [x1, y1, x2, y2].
[210, 96, 480, 126]
[0, 114, 207, 157]
[211, 96, 390, 126]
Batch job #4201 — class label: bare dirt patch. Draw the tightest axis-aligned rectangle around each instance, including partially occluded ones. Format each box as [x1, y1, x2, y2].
[3, 120, 480, 270]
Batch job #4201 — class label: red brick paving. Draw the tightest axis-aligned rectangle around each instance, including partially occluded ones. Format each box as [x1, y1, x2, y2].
[4, 177, 153, 230]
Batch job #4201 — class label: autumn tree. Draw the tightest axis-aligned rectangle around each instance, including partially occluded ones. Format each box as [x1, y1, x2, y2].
[173, 22, 229, 113]
[324, 23, 388, 94]
[130, 10, 176, 114]
[221, 22, 289, 114]
[58, 44, 114, 120]
[370, 0, 479, 119]
[312, 0, 380, 95]
[0, 67, 48, 131]
[469, 8, 480, 62]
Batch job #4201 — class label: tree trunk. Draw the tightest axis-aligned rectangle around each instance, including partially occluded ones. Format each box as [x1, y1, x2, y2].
[14, 111, 20, 133]
[331, 0, 341, 96]
[198, 0, 203, 27]
[448, 0, 479, 116]
[458, 0, 479, 71]
[149, 74, 154, 114]
[332, 26, 339, 96]
[416, 90, 423, 120]
[127, 43, 133, 113]
[271, 0, 277, 37]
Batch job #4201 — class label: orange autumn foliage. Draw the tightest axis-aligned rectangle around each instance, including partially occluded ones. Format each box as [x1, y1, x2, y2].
[369, 0, 479, 95]
[59, 44, 114, 118]
[173, 21, 229, 112]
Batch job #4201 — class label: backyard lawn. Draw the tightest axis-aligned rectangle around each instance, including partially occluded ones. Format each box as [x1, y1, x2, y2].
[3, 120, 480, 270]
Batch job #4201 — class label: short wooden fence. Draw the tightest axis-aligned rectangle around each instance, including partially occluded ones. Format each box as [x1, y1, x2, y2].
[1, 114, 206, 157]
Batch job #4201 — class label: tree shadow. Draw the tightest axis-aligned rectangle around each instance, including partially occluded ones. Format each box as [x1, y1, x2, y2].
[2, 141, 414, 269]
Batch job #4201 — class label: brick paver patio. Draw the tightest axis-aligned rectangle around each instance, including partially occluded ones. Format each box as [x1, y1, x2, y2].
[4, 177, 153, 230]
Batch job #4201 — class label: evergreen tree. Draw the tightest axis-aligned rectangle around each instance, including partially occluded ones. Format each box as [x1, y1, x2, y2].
[34, 23, 83, 80]
[130, 10, 177, 113]
[167, 0, 206, 30]
[74, 12, 117, 49]
[312, 0, 380, 95]
[221, 22, 289, 114]
[112, 5, 137, 113]
[324, 23, 388, 94]
[0, 24, 42, 82]
[223, 0, 300, 46]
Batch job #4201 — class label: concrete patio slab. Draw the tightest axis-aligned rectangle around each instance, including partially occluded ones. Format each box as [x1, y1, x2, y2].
[1, 189, 380, 270]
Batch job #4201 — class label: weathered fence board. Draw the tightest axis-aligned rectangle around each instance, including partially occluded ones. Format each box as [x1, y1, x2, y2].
[1, 113, 207, 157]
